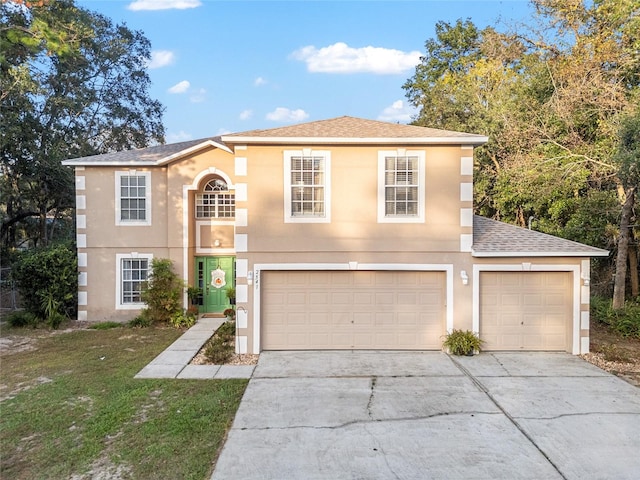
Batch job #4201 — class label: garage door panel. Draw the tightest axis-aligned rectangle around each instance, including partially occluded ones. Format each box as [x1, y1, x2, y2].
[262, 271, 445, 350]
[480, 272, 572, 351]
[397, 312, 419, 326]
[397, 292, 418, 305]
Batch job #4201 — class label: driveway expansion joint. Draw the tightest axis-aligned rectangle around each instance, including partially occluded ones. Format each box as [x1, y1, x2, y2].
[366, 376, 377, 419]
[234, 411, 505, 432]
[450, 354, 569, 480]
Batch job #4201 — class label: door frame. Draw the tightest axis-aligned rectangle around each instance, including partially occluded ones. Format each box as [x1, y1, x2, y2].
[472, 264, 581, 354]
[195, 255, 236, 313]
[251, 262, 454, 354]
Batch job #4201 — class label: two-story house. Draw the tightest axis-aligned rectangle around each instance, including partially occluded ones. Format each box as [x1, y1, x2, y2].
[62, 116, 607, 355]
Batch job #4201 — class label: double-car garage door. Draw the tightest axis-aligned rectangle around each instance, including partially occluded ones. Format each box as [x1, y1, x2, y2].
[261, 271, 446, 350]
[260, 270, 574, 352]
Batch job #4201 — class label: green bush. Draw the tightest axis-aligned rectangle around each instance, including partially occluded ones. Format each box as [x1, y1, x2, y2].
[217, 320, 236, 337]
[140, 258, 184, 325]
[129, 314, 151, 328]
[5, 310, 39, 328]
[89, 321, 123, 330]
[591, 296, 640, 338]
[169, 309, 197, 329]
[203, 321, 235, 364]
[442, 329, 483, 355]
[11, 243, 77, 328]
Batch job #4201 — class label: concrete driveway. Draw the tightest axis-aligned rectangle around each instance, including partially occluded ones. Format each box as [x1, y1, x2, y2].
[211, 351, 640, 480]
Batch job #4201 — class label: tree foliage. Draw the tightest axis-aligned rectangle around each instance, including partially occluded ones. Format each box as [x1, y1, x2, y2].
[404, 0, 640, 303]
[139, 258, 184, 325]
[11, 242, 77, 327]
[0, 0, 164, 255]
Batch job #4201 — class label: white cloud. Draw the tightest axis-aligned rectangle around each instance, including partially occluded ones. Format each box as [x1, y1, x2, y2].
[128, 0, 201, 11]
[377, 100, 418, 123]
[239, 109, 253, 120]
[166, 130, 193, 143]
[190, 88, 207, 103]
[168, 80, 190, 94]
[254, 77, 267, 86]
[266, 107, 309, 123]
[148, 50, 175, 69]
[291, 42, 421, 75]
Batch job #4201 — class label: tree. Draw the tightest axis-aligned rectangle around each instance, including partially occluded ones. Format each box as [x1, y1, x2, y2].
[612, 113, 640, 308]
[403, 0, 640, 302]
[0, 0, 164, 254]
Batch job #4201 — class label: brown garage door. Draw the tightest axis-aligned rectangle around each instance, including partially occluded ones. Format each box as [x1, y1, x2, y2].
[480, 271, 572, 351]
[261, 271, 446, 350]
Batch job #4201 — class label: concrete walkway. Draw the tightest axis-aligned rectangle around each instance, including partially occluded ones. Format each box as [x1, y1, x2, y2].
[134, 317, 255, 379]
[212, 351, 640, 480]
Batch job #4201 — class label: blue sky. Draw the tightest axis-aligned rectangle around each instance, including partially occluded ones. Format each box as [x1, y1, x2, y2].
[78, 0, 534, 144]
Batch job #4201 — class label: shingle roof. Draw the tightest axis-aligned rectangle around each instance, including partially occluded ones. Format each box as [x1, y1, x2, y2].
[61, 116, 488, 166]
[472, 216, 609, 257]
[222, 116, 488, 144]
[61, 137, 228, 166]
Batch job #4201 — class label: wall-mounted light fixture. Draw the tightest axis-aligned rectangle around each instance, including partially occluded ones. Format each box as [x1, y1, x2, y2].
[214, 239, 221, 247]
[581, 272, 590, 286]
[460, 270, 469, 285]
[247, 270, 254, 285]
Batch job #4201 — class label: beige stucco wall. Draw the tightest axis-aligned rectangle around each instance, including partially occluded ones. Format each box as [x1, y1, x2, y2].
[73, 141, 591, 355]
[243, 145, 466, 252]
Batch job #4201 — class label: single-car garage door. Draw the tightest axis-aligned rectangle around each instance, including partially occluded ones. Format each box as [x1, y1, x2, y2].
[480, 271, 572, 351]
[261, 271, 446, 350]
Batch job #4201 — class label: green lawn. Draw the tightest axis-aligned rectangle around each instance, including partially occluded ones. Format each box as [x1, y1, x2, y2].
[0, 324, 248, 480]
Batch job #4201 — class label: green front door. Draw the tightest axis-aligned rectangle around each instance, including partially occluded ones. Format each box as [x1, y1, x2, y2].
[195, 256, 235, 313]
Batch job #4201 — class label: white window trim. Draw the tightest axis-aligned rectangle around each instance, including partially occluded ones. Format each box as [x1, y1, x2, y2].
[377, 150, 425, 223]
[115, 171, 152, 226]
[115, 253, 153, 310]
[283, 149, 331, 223]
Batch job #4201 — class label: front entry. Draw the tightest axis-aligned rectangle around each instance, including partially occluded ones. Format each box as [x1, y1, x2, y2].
[195, 256, 235, 313]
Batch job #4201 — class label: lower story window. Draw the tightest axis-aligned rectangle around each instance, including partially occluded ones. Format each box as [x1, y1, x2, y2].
[122, 258, 148, 304]
[116, 253, 152, 309]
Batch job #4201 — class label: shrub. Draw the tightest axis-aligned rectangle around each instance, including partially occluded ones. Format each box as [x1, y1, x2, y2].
[594, 343, 631, 363]
[169, 309, 197, 329]
[5, 310, 39, 328]
[129, 314, 151, 328]
[203, 320, 235, 364]
[89, 321, 123, 330]
[12, 243, 77, 327]
[217, 320, 236, 338]
[442, 329, 483, 355]
[140, 258, 184, 325]
[591, 296, 640, 338]
[204, 336, 233, 364]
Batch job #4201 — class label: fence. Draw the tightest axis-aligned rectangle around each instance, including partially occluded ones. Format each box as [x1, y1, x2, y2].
[0, 267, 20, 313]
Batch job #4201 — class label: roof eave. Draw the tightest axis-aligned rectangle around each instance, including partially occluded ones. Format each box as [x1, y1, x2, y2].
[61, 139, 233, 167]
[156, 139, 233, 165]
[471, 250, 610, 258]
[220, 135, 489, 145]
[62, 159, 159, 166]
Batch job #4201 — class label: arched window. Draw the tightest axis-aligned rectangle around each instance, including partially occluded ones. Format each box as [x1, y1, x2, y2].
[195, 177, 235, 218]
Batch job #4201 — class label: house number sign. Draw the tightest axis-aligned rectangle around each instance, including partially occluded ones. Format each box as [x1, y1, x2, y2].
[211, 268, 226, 289]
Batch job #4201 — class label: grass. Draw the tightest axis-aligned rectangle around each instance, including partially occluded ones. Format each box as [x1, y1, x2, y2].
[0, 324, 248, 480]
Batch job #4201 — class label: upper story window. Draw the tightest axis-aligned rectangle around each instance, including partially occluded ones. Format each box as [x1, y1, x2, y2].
[378, 150, 425, 223]
[284, 149, 331, 223]
[196, 177, 235, 219]
[115, 171, 151, 226]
